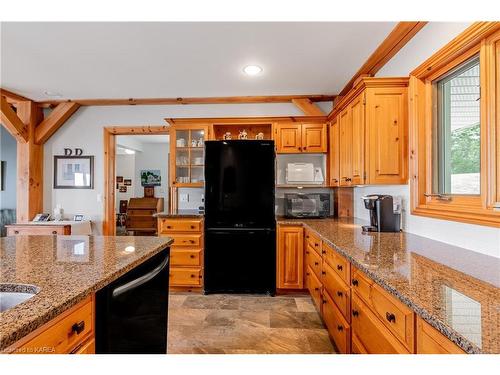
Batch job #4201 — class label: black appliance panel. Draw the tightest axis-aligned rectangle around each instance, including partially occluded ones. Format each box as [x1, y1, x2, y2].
[204, 140, 275, 228]
[95, 248, 170, 354]
[204, 228, 276, 294]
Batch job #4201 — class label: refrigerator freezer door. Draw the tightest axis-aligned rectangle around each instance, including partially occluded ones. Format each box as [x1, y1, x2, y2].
[204, 228, 276, 294]
[204, 140, 275, 228]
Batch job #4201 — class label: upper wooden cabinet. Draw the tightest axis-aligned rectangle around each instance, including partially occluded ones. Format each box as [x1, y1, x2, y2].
[328, 78, 409, 186]
[276, 123, 327, 153]
[277, 225, 304, 289]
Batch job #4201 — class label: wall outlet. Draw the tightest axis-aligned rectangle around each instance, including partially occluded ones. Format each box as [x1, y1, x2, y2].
[179, 193, 189, 202]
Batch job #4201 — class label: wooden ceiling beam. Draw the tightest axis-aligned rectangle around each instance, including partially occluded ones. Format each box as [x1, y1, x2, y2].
[338, 22, 427, 97]
[0, 96, 28, 142]
[291, 98, 325, 116]
[35, 102, 80, 144]
[0, 88, 33, 105]
[36, 94, 336, 107]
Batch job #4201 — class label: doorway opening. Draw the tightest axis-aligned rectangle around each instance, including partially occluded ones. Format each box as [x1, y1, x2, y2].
[0, 126, 17, 237]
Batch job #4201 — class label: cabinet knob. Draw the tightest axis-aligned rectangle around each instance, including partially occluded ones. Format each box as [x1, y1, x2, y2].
[314, 243, 319, 247]
[189, 240, 195, 243]
[190, 274, 196, 278]
[52, 231, 58, 235]
[337, 291, 343, 297]
[72, 321, 85, 335]
[337, 325, 343, 331]
[14, 230, 19, 234]
[337, 264, 343, 271]
[322, 250, 326, 254]
[322, 271, 326, 275]
[385, 312, 396, 323]
[190, 225, 195, 229]
[322, 299, 326, 304]
[314, 287, 319, 291]
[303, 147, 307, 150]
[305, 250, 310, 255]
[190, 255, 195, 259]
[306, 272, 310, 276]
[352, 310, 359, 317]
[352, 279, 359, 286]
[314, 262, 319, 266]
[166, 226, 172, 229]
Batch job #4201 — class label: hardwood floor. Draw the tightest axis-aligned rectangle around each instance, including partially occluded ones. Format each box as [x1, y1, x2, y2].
[167, 293, 337, 354]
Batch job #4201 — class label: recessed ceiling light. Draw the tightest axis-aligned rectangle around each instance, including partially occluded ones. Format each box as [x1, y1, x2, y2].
[243, 65, 262, 76]
[43, 90, 62, 97]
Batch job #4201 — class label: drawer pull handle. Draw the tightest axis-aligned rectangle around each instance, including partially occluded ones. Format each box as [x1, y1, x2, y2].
[14, 230, 19, 234]
[385, 312, 396, 323]
[314, 243, 319, 247]
[306, 272, 310, 276]
[52, 231, 58, 235]
[190, 255, 195, 259]
[322, 271, 326, 275]
[314, 287, 319, 291]
[352, 310, 359, 317]
[305, 235, 310, 239]
[190, 225, 195, 229]
[352, 279, 359, 286]
[305, 251, 310, 254]
[336, 291, 343, 297]
[322, 299, 326, 304]
[167, 226, 172, 229]
[191, 274, 196, 278]
[337, 325, 343, 332]
[189, 240, 195, 244]
[72, 321, 85, 335]
[336, 264, 343, 271]
[322, 250, 326, 254]
[314, 262, 319, 266]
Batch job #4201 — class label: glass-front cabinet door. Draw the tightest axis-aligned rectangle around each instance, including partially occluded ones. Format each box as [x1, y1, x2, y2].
[170, 126, 208, 187]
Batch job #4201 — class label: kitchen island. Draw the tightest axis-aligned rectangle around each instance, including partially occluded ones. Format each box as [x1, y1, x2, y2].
[0, 235, 173, 353]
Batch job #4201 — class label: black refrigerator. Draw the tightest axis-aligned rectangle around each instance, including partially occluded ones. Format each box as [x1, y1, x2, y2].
[204, 140, 276, 295]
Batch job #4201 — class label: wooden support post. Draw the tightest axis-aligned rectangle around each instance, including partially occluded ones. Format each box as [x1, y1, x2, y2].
[103, 128, 116, 235]
[16, 101, 44, 222]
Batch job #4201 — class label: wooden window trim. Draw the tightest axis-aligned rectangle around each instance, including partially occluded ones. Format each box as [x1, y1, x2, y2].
[409, 22, 500, 227]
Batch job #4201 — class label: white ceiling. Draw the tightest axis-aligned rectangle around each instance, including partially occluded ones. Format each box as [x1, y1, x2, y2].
[0, 22, 396, 100]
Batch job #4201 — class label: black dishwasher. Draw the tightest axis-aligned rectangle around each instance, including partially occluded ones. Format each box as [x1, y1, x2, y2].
[95, 248, 170, 354]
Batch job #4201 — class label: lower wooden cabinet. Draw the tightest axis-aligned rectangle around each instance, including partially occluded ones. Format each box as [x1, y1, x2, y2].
[323, 290, 351, 354]
[158, 217, 204, 291]
[416, 317, 465, 354]
[10, 295, 94, 354]
[277, 225, 304, 289]
[351, 294, 410, 354]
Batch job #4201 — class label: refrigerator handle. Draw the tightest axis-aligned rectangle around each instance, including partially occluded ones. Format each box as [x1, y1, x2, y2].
[112, 256, 169, 298]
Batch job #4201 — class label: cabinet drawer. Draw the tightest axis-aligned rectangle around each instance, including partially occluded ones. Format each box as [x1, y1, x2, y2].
[7, 225, 70, 236]
[351, 267, 373, 303]
[169, 234, 202, 248]
[351, 333, 368, 354]
[306, 266, 322, 312]
[370, 283, 414, 351]
[170, 267, 202, 286]
[16, 296, 93, 354]
[322, 290, 351, 354]
[159, 219, 202, 233]
[322, 262, 351, 322]
[305, 244, 322, 280]
[416, 317, 465, 354]
[323, 242, 350, 285]
[351, 294, 409, 354]
[304, 229, 321, 255]
[170, 249, 202, 267]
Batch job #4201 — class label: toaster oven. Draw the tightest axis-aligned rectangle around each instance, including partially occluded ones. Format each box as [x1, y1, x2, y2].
[284, 193, 331, 218]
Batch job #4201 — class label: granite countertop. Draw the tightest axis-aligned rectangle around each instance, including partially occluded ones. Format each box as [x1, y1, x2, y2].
[278, 217, 499, 354]
[0, 235, 173, 351]
[154, 210, 204, 218]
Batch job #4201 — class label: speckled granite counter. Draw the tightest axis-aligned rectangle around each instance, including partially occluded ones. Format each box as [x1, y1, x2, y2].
[0, 235, 172, 351]
[278, 217, 499, 354]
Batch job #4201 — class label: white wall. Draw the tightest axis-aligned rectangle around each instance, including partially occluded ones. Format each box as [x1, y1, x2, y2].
[0, 126, 17, 209]
[133, 142, 169, 207]
[357, 22, 500, 258]
[43, 102, 309, 233]
[115, 154, 135, 211]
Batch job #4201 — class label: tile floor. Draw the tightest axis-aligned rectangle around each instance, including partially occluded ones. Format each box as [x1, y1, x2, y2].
[167, 293, 337, 354]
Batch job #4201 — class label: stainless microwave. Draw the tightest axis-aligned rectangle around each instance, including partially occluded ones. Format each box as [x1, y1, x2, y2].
[284, 193, 331, 218]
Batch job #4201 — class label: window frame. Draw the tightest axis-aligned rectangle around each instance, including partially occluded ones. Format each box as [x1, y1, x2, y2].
[409, 22, 500, 227]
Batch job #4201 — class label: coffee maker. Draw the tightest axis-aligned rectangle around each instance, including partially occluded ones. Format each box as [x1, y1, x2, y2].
[361, 195, 401, 232]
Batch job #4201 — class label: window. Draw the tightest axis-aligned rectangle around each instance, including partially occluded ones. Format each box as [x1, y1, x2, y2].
[409, 22, 500, 227]
[435, 56, 481, 195]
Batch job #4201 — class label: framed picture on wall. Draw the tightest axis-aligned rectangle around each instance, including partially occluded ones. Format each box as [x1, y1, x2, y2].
[119, 186, 127, 193]
[0, 161, 4, 191]
[54, 155, 94, 189]
[116, 176, 123, 183]
[141, 170, 161, 186]
[124, 179, 132, 186]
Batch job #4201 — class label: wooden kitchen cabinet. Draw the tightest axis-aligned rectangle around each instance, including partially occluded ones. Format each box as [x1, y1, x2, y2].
[158, 217, 204, 291]
[365, 87, 408, 184]
[275, 123, 327, 153]
[277, 225, 304, 289]
[9, 296, 94, 354]
[416, 317, 465, 354]
[328, 118, 340, 187]
[338, 107, 352, 186]
[328, 78, 408, 186]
